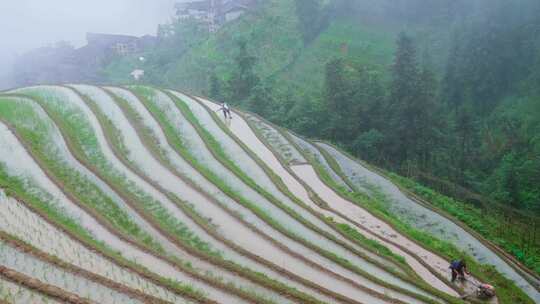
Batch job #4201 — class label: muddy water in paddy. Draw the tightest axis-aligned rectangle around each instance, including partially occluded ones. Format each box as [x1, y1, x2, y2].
[73, 85, 425, 303]
[177, 93, 408, 267]
[0, 241, 142, 304]
[317, 142, 539, 302]
[0, 275, 63, 304]
[0, 191, 196, 304]
[0, 115, 243, 303]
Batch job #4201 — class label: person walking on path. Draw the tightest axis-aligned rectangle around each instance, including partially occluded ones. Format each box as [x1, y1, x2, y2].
[216, 102, 232, 120]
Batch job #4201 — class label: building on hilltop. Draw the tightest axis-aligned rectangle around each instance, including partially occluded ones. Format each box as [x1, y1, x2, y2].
[175, 0, 255, 32]
[82, 33, 157, 57]
[12, 33, 157, 87]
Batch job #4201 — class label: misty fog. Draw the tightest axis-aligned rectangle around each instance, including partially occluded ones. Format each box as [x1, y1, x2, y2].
[0, 0, 179, 88]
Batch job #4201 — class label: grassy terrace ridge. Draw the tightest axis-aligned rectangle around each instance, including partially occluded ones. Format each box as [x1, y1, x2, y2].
[60, 86, 295, 304]
[102, 86, 335, 304]
[239, 112, 415, 273]
[14, 90, 220, 258]
[0, 231, 171, 304]
[0, 265, 93, 304]
[311, 140, 535, 304]
[9, 90, 286, 304]
[116, 85, 387, 304]
[148, 87, 456, 304]
[171, 91, 467, 303]
[171, 91, 424, 280]
[185, 93, 423, 276]
[0, 94, 271, 304]
[235, 109, 471, 304]
[0, 166, 212, 304]
[1, 84, 532, 303]
[0, 96, 162, 252]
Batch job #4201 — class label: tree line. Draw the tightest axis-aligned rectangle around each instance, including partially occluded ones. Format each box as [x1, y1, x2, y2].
[211, 0, 540, 214]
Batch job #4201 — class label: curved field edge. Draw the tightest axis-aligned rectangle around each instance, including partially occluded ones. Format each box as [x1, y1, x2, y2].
[46, 86, 304, 304]
[117, 85, 421, 304]
[0, 170, 212, 303]
[233, 108, 471, 303]
[0, 231, 170, 304]
[0, 95, 163, 253]
[158, 89, 459, 303]
[0, 94, 269, 304]
[100, 86, 336, 304]
[313, 139, 534, 304]
[0, 264, 94, 304]
[132, 84, 438, 300]
[164, 89, 417, 277]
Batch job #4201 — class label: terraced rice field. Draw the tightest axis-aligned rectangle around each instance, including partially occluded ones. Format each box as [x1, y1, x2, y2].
[0, 85, 536, 303]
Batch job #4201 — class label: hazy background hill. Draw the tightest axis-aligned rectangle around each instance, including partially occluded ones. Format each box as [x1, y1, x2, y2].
[102, 0, 540, 216]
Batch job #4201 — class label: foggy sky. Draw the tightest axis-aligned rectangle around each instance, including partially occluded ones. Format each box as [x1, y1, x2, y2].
[0, 0, 181, 88]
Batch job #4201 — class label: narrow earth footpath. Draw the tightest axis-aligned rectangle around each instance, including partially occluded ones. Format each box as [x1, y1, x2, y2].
[0, 238, 143, 304]
[0, 273, 64, 304]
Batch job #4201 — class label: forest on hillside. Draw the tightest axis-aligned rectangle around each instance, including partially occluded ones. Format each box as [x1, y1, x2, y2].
[103, 0, 540, 217]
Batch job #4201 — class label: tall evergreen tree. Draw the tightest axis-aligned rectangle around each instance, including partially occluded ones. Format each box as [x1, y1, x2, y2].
[323, 58, 349, 141]
[228, 40, 260, 103]
[209, 73, 223, 101]
[416, 54, 441, 170]
[443, 33, 464, 114]
[294, 0, 329, 44]
[388, 32, 421, 167]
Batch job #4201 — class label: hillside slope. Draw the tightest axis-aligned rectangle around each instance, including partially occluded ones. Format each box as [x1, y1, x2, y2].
[0, 85, 535, 303]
